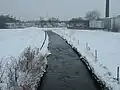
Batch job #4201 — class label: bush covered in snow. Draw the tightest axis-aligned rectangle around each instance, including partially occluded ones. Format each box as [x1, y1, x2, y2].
[0, 46, 47, 90]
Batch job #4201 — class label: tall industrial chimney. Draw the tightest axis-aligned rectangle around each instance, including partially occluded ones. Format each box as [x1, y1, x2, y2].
[105, 0, 109, 17]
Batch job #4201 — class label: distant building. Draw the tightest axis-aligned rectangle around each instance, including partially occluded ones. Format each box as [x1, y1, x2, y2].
[89, 19, 104, 29]
[111, 16, 120, 32]
[89, 16, 120, 32]
[103, 17, 112, 30]
[6, 22, 36, 29]
[67, 20, 89, 29]
[6, 23, 16, 29]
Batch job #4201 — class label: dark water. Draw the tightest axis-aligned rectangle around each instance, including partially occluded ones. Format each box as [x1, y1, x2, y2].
[38, 31, 100, 90]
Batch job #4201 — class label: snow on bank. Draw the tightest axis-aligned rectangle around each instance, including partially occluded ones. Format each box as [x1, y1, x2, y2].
[52, 29, 120, 90]
[0, 27, 49, 90]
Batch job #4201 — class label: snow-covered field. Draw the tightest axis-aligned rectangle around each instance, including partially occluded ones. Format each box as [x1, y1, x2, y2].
[0, 27, 49, 90]
[52, 29, 120, 90]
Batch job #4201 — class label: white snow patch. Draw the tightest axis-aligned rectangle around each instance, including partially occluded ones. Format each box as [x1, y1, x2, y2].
[0, 27, 49, 90]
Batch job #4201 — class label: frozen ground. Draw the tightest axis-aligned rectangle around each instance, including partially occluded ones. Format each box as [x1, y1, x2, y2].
[52, 28, 120, 90]
[0, 27, 47, 60]
[0, 27, 49, 90]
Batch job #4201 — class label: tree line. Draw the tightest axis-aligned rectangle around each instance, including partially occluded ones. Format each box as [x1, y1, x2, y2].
[0, 10, 101, 29]
[0, 14, 20, 29]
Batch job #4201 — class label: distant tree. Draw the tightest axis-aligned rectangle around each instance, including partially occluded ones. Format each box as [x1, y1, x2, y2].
[0, 14, 20, 29]
[69, 17, 84, 22]
[77, 17, 84, 20]
[4, 14, 19, 23]
[47, 17, 59, 27]
[0, 15, 8, 29]
[0, 21, 8, 29]
[85, 10, 101, 20]
[48, 17, 59, 23]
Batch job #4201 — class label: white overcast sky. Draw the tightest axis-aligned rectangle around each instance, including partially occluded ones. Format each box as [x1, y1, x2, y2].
[0, 0, 119, 20]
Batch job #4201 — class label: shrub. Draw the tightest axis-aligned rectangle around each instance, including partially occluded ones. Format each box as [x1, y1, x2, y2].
[0, 46, 47, 90]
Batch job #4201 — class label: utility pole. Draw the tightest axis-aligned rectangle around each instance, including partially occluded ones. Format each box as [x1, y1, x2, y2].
[105, 0, 109, 17]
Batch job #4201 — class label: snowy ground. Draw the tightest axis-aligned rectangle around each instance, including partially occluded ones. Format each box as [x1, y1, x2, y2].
[52, 28, 120, 90]
[0, 27, 49, 90]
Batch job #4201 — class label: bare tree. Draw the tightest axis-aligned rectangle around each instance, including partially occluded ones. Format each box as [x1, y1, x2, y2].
[48, 17, 59, 22]
[69, 17, 84, 22]
[48, 17, 59, 27]
[85, 10, 101, 20]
